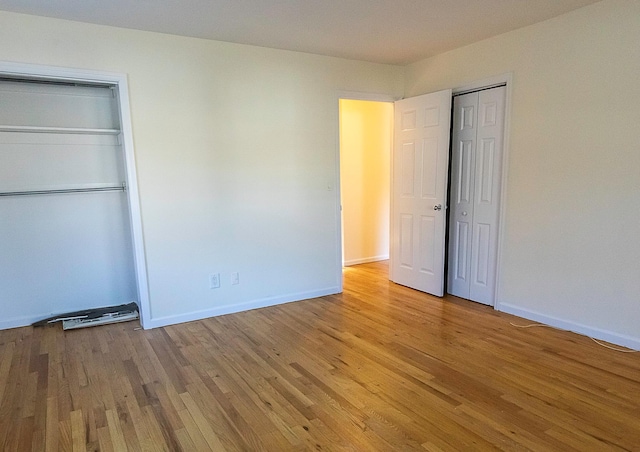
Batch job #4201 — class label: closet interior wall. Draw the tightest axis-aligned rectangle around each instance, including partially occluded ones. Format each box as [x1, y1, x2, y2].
[0, 78, 137, 328]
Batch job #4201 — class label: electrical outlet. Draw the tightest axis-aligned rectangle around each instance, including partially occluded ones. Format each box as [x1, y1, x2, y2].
[210, 273, 220, 289]
[231, 272, 239, 285]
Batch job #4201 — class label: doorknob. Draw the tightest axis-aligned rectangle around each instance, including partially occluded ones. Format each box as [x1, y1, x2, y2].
[434, 204, 442, 211]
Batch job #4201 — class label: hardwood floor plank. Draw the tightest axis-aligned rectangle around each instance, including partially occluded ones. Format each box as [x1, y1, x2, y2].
[179, 392, 226, 451]
[1, 261, 639, 450]
[141, 404, 174, 452]
[96, 426, 114, 452]
[105, 409, 128, 452]
[177, 407, 214, 452]
[185, 381, 252, 450]
[70, 409, 86, 452]
[0, 340, 16, 407]
[199, 371, 270, 451]
[58, 418, 73, 452]
[112, 397, 140, 451]
[123, 379, 162, 451]
[45, 396, 59, 452]
[173, 427, 197, 451]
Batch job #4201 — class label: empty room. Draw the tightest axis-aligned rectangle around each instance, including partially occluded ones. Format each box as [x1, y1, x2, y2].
[0, 0, 639, 450]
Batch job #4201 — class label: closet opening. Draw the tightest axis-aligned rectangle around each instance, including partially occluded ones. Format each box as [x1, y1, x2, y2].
[0, 62, 149, 329]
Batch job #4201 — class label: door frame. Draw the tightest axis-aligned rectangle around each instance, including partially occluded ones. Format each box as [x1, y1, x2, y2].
[334, 90, 398, 292]
[0, 60, 152, 327]
[451, 72, 513, 308]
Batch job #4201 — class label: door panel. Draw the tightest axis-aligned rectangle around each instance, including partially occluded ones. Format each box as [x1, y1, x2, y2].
[448, 93, 477, 299]
[400, 214, 414, 268]
[457, 140, 474, 204]
[454, 221, 469, 280]
[401, 143, 416, 196]
[391, 89, 451, 295]
[419, 215, 436, 273]
[477, 138, 496, 203]
[469, 87, 505, 304]
[421, 138, 439, 196]
[473, 222, 491, 285]
[448, 86, 505, 305]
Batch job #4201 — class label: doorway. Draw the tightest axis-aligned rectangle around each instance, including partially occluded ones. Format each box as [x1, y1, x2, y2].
[338, 98, 393, 267]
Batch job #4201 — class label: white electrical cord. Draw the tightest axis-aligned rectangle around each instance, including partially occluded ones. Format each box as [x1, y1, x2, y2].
[509, 322, 638, 353]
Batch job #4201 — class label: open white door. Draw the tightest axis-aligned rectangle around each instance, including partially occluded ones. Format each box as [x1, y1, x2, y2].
[390, 89, 452, 296]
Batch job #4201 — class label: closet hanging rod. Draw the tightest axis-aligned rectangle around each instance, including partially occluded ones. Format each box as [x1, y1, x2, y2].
[0, 184, 126, 197]
[0, 125, 121, 135]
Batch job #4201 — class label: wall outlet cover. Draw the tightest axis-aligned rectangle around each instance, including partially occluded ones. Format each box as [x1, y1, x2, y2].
[210, 273, 220, 289]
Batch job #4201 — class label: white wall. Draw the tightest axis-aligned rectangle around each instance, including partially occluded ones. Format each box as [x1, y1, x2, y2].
[406, 0, 640, 347]
[0, 11, 404, 327]
[339, 100, 392, 266]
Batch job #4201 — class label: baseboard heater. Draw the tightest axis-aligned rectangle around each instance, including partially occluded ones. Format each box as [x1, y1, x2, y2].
[32, 302, 139, 330]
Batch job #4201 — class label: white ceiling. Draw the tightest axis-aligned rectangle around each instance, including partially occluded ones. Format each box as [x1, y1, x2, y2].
[0, 0, 601, 65]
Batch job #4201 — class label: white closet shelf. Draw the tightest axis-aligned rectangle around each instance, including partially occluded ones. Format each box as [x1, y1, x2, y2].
[0, 125, 121, 135]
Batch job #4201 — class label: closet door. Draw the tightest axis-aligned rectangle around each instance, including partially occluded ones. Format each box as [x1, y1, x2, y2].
[448, 86, 505, 305]
[0, 79, 137, 326]
[448, 92, 478, 300]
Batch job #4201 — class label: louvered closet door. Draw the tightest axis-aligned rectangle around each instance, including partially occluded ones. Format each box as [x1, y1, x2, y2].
[448, 86, 505, 306]
[0, 80, 137, 326]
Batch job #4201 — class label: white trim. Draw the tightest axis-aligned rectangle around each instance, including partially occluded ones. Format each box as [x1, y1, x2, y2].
[498, 303, 640, 351]
[145, 286, 340, 329]
[495, 74, 513, 311]
[114, 76, 151, 328]
[343, 255, 389, 267]
[0, 61, 151, 329]
[388, 102, 396, 283]
[452, 72, 513, 308]
[0, 61, 125, 85]
[452, 73, 512, 95]
[0, 315, 46, 331]
[334, 96, 344, 294]
[336, 90, 398, 102]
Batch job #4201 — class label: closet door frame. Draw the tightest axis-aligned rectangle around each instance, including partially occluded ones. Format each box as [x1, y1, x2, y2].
[0, 61, 151, 328]
[451, 73, 512, 310]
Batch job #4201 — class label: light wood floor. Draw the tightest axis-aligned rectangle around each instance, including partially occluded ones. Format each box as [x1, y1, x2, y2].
[1, 261, 639, 451]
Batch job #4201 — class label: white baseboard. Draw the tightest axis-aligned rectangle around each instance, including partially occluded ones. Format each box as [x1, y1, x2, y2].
[343, 255, 389, 267]
[1, 287, 341, 332]
[145, 286, 341, 329]
[497, 302, 640, 351]
[0, 315, 42, 330]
